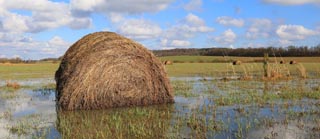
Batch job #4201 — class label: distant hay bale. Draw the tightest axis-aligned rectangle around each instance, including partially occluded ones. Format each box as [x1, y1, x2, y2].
[6, 81, 20, 89]
[232, 60, 242, 65]
[280, 61, 285, 64]
[290, 60, 297, 64]
[3, 62, 12, 65]
[163, 60, 173, 65]
[55, 32, 174, 110]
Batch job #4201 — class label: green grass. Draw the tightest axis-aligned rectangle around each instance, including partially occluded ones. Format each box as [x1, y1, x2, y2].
[0, 63, 59, 79]
[171, 80, 199, 97]
[0, 56, 319, 79]
[165, 62, 320, 77]
[160, 56, 320, 63]
[160, 56, 233, 63]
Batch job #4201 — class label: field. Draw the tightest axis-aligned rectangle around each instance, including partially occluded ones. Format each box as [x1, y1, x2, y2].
[159, 56, 320, 63]
[0, 56, 320, 138]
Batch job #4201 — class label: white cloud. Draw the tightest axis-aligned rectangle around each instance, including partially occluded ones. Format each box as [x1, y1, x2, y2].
[0, 33, 70, 59]
[0, 0, 92, 33]
[117, 19, 162, 40]
[276, 25, 318, 40]
[246, 18, 273, 39]
[241, 42, 275, 48]
[70, 0, 104, 13]
[184, 0, 202, 11]
[214, 29, 237, 44]
[276, 25, 319, 46]
[108, 13, 124, 23]
[161, 39, 169, 46]
[263, 0, 320, 5]
[48, 36, 70, 47]
[42, 36, 70, 56]
[0, 55, 6, 58]
[184, 13, 206, 26]
[0, 32, 32, 43]
[68, 18, 92, 29]
[159, 13, 213, 48]
[170, 40, 191, 47]
[216, 16, 244, 27]
[70, 0, 174, 16]
[0, 12, 29, 33]
[317, 26, 320, 32]
[12, 54, 21, 58]
[278, 39, 293, 46]
[163, 13, 214, 40]
[161, 47, 176, 50]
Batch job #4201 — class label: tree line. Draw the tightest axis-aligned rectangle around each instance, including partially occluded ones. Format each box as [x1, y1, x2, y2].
[1, 45, 319, 63]
[153, 45, 320, 57]
[0, 57, 61, 63]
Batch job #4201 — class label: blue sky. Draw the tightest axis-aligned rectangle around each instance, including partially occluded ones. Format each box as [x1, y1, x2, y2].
[0, 0, 320, 59]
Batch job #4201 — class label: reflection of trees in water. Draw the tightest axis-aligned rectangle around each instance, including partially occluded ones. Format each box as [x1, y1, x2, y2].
[56, 105, 173, 138]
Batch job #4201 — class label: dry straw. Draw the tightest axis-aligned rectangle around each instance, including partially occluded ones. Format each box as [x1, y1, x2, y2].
[163, 60, 173, 65]
[55, 32, 174, 110]
[233, 60, 241, 65]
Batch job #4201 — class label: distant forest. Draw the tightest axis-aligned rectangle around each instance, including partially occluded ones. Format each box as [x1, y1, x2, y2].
[153, 45, 320, 57]
[1, 45, 320, 63]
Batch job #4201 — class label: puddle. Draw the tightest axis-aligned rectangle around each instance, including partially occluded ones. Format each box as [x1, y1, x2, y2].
[0, 77, 319, 138]
[0, 78, 54, 86]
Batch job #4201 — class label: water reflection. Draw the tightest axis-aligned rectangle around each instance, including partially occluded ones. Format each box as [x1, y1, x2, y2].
[0, 88, 56, 138]
[0, 77, 319, 138]
[56, 105, 174, 138]
[247, 119, 320, 139]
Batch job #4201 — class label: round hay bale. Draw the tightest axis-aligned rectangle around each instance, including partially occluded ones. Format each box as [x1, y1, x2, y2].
[232, 60, 241, 65]
[164, 60, 173, 65]
[290, 60, 297, 64]
[280, 60, 285, 64]
[55, 32, 174, 110]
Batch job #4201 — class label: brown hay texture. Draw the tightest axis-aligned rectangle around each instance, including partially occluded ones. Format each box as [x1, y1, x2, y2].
[6, 81, 20, 89]
[290, 60, 297, 64]
[163, 60, 173, 65]
[55, 32, 174, 110]
[232, 60, 242, 65]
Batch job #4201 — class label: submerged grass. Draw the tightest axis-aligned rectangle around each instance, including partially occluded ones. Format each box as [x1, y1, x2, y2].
[9, 114, 43, 136]
[57, 105, 173, 139]
[0, 77, 319, 138]
[0, 57, 319, 138]
[171, 80, 198, 97]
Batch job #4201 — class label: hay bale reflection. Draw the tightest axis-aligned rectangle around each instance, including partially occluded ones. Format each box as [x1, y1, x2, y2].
[57, 105, 173, 138]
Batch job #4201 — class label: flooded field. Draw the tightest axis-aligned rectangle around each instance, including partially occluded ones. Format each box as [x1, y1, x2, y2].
[0, 76, 319, 138]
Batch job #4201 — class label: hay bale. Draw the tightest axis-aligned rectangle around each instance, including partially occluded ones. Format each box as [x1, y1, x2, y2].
[290, 60, 297, 64]
[164, 60, 172, 65]
[55, 32, 174, 110]
[232, 60, 241, 65]
[6, 81, 20, 89]
[280, 60, 285, 64]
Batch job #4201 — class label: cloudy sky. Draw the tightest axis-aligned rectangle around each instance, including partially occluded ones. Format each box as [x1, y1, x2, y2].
[0, 0, 320, 59]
